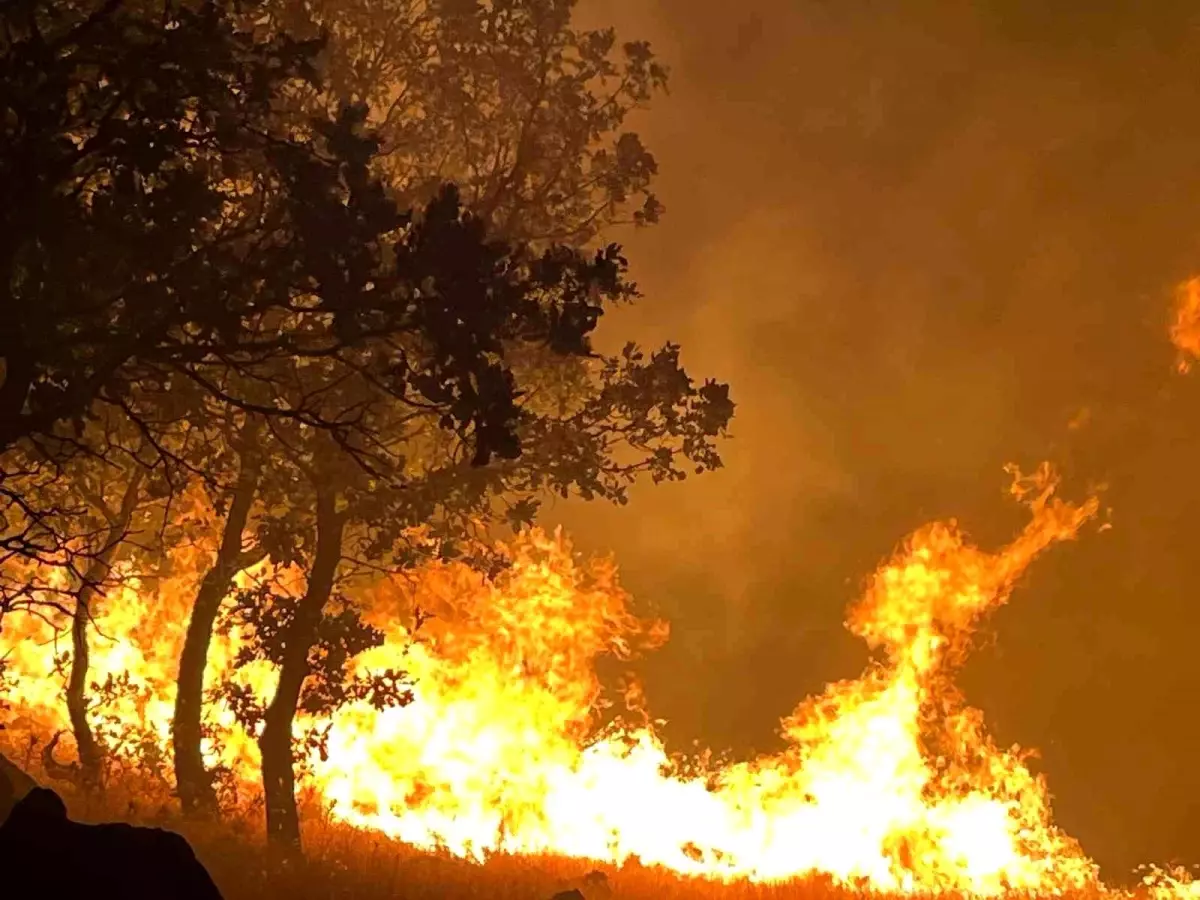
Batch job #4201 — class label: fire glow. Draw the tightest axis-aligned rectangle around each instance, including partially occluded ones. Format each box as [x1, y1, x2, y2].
[0, 463, 1192, 896]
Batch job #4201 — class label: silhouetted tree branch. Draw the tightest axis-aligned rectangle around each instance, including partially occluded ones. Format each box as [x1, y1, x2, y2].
[0, 2, 733, 855]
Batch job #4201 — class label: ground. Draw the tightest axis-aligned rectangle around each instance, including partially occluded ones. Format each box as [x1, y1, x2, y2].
[45, 787, 1104, 900]
[14, 774, 1117, 900]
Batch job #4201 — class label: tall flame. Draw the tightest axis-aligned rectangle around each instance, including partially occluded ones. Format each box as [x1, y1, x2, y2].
[0, 463, 1139, 895]
[1170, 276, 1200, 373]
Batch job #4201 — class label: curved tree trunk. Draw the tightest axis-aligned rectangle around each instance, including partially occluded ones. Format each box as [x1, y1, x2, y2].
[64, 470, 143, 794]
[65, 575, 103, 791]
[259, 487, 343, 857]
[174, 430, 261, 817]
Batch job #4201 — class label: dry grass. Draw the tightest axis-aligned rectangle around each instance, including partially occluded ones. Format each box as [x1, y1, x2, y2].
[190, 822, 1113, 900]
[40, 781, 1115, 900]
[198, 824, 849, 900]
[193, 823, 884, 900]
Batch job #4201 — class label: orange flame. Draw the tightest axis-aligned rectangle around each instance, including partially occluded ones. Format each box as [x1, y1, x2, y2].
[1170, 276, 1200, 373]
[0, 463, 1178, 896]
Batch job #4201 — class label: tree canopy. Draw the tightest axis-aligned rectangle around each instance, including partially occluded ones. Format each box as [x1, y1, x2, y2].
[264, 0, 668, 244]
[0, 0, 733, 854]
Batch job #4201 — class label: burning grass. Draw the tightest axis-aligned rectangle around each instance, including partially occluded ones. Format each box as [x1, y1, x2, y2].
[5, 463, 1199, 898]
[26, 779, 1113, 900]
[162, 828, 1109, 900]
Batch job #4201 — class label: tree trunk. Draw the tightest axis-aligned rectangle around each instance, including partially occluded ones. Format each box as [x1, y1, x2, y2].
[64, 471, 143, 794]
[65, 569, 104, 791]
[259, 487, 343, 857]
[173, 434, 261, 817]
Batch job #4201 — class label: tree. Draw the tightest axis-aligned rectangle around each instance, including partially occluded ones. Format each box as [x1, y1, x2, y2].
[172, 414, 265, 814]
[4, 405, 196, 795]
[0, 0, 310, 617]
[58, 454, 146, 793]
[208, 110, 727, 852]
[263, 0, 667, 245]
[0, 0, 659, 603]
[0, 0, 733, 851]
[169, 0, 682, 818]
[0, 0, 315, 455]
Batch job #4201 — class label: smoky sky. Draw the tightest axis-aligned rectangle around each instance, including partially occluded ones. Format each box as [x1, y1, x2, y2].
[553, 0, 1200, 880]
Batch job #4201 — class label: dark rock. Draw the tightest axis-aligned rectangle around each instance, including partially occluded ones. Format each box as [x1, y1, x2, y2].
[0, 750, 37, 823]
[0, 787, 223, 899]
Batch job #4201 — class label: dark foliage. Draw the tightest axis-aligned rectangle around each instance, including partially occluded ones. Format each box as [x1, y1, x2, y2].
[261, 0, 668, 245]
[0, 0, 671, 606]
[0, 0, 733, 853]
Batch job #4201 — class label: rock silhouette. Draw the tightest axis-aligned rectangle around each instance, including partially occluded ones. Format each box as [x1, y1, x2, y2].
[0, 787, 223, 899]
[0, 751, 36, 822]
[550, 871, 611, 900]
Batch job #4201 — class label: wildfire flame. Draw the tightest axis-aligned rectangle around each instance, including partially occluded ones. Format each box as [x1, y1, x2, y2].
[1170, 276, 1200, 373]
[0, 462, 1182, 895]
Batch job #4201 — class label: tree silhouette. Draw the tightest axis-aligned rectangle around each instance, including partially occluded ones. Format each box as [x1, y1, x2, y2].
[167, 0, 693, 823]
[0, 0, 734, 855]
[0, 0, 319, 453]
[259, 0, 667, 244]
[1, 0, 313, 614]
[213, 109, 726, 852]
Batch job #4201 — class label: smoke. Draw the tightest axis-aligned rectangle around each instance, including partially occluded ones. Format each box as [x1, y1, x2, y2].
[562, 0, 1200, 876]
